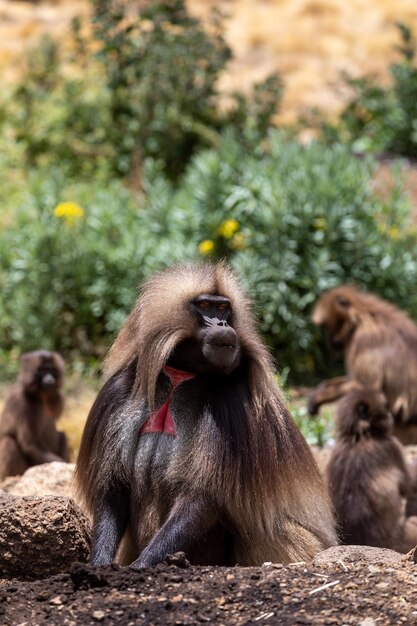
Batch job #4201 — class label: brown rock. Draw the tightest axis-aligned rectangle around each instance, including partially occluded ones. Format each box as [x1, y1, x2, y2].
[0, 462, 74, 498]
[402, 544, 417, 564]
[0, 494, 90, 579]
[313, 544, 403, 566]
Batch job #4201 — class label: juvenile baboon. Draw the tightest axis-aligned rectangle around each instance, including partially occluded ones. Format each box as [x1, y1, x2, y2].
[327, 389, 417, 552]
[76, 263, 337, 568]
[308, 284, 417, 443]
[0, 350, 69, 480]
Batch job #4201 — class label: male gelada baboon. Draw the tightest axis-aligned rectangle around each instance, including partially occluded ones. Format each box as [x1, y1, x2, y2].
[0, 350, 69, 480]
[308, 284, 417, 443]
[76, 263, 336, 568]
[327, 389, 417, 552]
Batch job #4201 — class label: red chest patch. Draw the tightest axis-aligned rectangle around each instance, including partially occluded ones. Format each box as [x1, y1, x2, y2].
[139, 366, 195, 436]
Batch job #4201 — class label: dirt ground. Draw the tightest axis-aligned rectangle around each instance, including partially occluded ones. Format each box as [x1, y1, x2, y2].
[1, 556, 417, 626]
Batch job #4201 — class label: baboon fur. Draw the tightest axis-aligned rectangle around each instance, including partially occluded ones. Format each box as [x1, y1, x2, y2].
[327, 389, 417, 553]
[76, 263, 336, 568]
[309, 284, 417, 444]
[406, 460, 417, 517]
[0, 350, 69, 480]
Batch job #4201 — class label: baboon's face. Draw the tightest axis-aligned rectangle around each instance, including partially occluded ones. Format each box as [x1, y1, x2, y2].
[339, 391, 393, 438]
[169, 294, 241, 374]
[19, 351, 64, 392]
[312, 292, 356, 351]
[357, 392, 393, 436]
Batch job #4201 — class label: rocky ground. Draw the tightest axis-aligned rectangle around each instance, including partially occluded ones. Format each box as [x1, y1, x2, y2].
[1, 462, 417, 625]
[0, 547, 416, 626]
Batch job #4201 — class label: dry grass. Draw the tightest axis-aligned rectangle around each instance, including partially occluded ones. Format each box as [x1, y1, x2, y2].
[59, 382, 97, 461]
[1, 0, 417, 119]
[190, 0, 417, 122]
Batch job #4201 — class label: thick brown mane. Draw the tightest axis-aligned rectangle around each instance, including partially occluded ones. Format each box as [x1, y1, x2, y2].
[77, 262, 336, 568]
[105, 262, 277, 412]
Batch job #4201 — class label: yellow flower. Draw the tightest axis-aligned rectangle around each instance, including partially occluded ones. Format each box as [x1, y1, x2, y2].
[229, 232, 246, 250]
[387, 226, 400, 240]
[313, 217, 327, 231]
[54, 202, 85, 226]
[217, 219, 239, 239]
[198, 239, 215, 256]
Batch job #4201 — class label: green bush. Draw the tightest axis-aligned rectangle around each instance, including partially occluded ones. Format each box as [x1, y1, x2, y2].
[324, 23, 417, 156]
[144, 131, 417, 380]
[0, 165, 194, 374]
[1, 132, 414, 381]
[0, 35, 115, 178]
[0, 131, 417, 382]
[1, 0, 282, 180]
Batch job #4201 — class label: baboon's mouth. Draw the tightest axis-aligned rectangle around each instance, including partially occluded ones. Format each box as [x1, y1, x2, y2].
[202, 343, 240, 373]
[207, 340, 236, 350]
[42, 373, 56, 385]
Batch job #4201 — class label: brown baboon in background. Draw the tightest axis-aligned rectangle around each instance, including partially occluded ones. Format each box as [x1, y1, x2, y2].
[308, 284, 417, 444]
[327, 389, 417, 552]
[406, 460, 417, 517]
[0, 350, 69, 480]
[76, 263, 337, 569]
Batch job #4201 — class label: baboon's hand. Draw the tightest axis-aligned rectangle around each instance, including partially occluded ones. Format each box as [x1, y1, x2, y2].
[307, 392, 320, 416]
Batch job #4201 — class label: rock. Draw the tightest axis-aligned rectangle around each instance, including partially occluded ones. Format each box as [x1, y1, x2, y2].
[402, 544, 417, 564]
[0, 462, 75, 498]
[0, 494, 90, 579]
[313, 545, 403, 566]
[165, 552, 191, 568]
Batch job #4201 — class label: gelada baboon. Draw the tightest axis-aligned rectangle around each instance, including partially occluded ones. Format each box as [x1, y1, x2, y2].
[76, 263, 336, 568]
[308, 284, 417, 443]
[327, 389, 417, 552]
[406, 460, 417, 517]
[0, 350, 69, 480]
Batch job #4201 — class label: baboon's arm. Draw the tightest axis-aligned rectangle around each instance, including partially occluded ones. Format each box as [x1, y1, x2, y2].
[90, 487, 130, 566]
[130, 495, 218, 569]
[16, 421, 63, 464]
[308, 377, 364, 415]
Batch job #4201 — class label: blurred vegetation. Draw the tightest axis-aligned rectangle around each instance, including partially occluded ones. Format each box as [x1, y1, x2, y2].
[1, 0, 417, 393]
[1, 0, 281, 181]
[322, 23, 417, 157]
[1, 131, 416, 383]
[291, 404, 335, 448]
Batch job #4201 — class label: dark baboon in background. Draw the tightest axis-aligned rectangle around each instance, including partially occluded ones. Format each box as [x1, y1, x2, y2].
[327, 389, 417, 552]
[406, 460, 417, 517]
[0, 350, 69, 480]
[76, 263, 336, 568]
[308, 284, 417, 444]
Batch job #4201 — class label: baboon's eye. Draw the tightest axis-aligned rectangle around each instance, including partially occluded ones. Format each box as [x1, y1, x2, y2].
[219, 302, 230, 311]
[199, 301, 209, 310]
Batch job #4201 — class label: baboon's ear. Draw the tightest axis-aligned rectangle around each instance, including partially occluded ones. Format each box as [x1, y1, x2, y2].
[357, 402, 369, 419]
